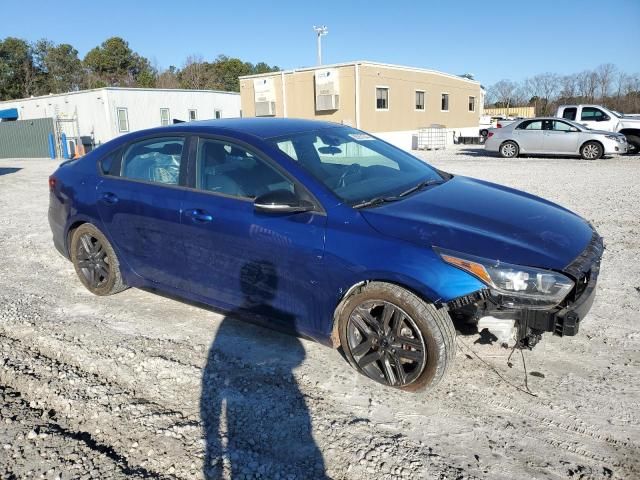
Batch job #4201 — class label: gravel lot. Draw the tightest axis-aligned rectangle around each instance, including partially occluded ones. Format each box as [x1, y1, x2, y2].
[1, 147, 639, 480]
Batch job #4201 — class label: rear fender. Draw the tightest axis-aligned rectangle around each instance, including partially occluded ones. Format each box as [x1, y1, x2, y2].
[64, 214, 141, 286]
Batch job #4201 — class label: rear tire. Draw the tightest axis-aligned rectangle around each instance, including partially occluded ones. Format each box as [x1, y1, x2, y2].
[499, 141, 519, 158]
[580, 141, 603, 160]
[337, 282, 455, 392]
[625, 134, 640, 154]
[70, 223, 127, 296]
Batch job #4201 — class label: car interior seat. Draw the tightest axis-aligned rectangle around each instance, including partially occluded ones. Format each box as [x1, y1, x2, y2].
[201, 142, 246, 196]
[148, 142, 182, 184]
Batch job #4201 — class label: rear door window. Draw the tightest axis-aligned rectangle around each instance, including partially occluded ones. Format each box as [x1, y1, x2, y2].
[517, 120, 543, 130]
[121, 137, 185, 185]
[562, 107, 577, 121]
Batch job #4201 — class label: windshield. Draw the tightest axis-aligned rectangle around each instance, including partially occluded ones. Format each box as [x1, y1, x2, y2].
[611, 110, 623, 118]
[269, 127, 445, 205]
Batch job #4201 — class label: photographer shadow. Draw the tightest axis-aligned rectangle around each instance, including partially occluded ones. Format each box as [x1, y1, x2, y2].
[200, 260, 327, 479]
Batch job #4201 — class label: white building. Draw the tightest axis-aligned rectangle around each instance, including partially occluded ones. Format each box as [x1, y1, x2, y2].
[0, 87, 241, 147]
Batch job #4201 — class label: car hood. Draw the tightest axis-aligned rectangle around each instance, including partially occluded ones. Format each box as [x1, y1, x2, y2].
[586, 128, 621, 136]
[360, 176, 593, 271]
[619, 117, 640, 128]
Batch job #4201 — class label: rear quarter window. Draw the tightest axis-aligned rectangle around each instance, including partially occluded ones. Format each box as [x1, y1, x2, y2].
[99, 149, 121, 176]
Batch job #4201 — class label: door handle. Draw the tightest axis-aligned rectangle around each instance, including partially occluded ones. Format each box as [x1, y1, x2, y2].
[186, 209, 213, 223]
[101, 192, 119, 205]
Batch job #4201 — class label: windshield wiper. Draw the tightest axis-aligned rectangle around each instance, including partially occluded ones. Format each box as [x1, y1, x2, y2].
[398, 179, 445, 197]
[353, 178, 446, 209]
[352, 195, 400, 209]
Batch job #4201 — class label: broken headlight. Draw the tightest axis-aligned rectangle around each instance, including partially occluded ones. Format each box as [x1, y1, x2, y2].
[436, 248, 574, 310]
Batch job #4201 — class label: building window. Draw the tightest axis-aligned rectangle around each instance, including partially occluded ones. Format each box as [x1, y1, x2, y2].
[376, 87, 389, 110]
[415, 90, 425, 111]
[188, 109, 197, 121]
[116, 108, 129, 132]
[441, 93, 449, 112]
[215, 110, 222, 119]
[468, 96, 476, 112]
[160, 108, 170, 126]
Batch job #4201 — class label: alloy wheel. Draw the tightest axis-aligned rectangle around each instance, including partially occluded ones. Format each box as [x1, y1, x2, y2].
[76, 234, 110, 288]
[501, 143, 517, 157]
[583, 144, 600, 159]
[346, 300, 426, 387]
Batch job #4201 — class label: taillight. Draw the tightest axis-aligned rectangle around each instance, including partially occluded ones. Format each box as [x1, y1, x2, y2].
[49, 176, 56, 192]
[497, 123, 503, 128]
[487, 132, 494, 138]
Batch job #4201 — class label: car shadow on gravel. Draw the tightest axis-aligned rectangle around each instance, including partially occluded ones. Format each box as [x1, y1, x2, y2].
[0, 167, 22, 176]
[201, 260, 327, 479]
[454, 148, 490, 158]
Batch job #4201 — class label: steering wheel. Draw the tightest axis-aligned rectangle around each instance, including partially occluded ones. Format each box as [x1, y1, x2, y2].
[335, 163, 363, 189]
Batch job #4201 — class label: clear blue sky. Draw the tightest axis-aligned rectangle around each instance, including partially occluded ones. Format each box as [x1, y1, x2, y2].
[3, 0, 639, 85]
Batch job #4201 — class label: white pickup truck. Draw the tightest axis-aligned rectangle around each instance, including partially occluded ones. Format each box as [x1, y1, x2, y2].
[556, 104, 640, 153]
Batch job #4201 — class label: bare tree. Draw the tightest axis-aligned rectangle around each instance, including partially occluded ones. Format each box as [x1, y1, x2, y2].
[22, 57, 38, 96]
[156, 66, 180, 89]
[524, 73, 560, 115]
[576, 70, 598, 102]
[622, 73, 640, 113]
[179, 55, 208, 90]
[488, 79, 519, 111]
[538, 73, 561, 115]
[595, 63, 617, 105]
[561, 75, 578, 98]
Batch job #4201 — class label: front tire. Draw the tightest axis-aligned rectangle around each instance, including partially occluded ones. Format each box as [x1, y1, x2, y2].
[580, 141, 603, 160]
[70, 223, 127, 296]
[499, 140, 519, 158]
[337, 282, 455, 392]
[625, 134, 640, 154]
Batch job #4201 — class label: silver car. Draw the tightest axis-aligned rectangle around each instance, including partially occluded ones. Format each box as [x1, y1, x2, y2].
[484, 117, 628, 160]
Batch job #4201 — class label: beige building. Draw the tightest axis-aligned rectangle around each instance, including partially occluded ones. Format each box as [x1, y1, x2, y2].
[239, 61, 483, 150]
[484, 106, 535, 118]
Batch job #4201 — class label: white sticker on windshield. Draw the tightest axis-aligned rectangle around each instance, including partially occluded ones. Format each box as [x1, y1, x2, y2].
[349, 133, 375, 141]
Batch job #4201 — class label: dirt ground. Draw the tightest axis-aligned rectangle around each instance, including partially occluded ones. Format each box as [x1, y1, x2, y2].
[0, 147, 638, 480]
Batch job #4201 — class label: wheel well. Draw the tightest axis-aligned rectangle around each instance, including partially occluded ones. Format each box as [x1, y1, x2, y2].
[500, 139, 519, 149]
[329, 279, 439, 349]
[65, 221, 87, 256]
[580, 139, 604, 153]
[619, 128, 640, 137]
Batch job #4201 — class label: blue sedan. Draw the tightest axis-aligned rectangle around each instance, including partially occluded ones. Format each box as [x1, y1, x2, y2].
[48, 118, 602, 391]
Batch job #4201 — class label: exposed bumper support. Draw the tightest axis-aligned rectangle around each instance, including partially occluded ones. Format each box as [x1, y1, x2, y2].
[447, 231, 603, 348]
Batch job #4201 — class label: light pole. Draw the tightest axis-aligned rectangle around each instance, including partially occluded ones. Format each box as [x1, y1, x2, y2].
[313, 25, 328, 65]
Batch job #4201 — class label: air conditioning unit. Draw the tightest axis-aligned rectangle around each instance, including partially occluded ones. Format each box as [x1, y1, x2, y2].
[316, 94, 340, 111]
[315, 68, 340, 111]
[255, 101, 276, 117]
[253, 78, 276, 117]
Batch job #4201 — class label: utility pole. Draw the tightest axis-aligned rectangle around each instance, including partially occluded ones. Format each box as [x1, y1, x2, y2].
[313, 25, 328, 65]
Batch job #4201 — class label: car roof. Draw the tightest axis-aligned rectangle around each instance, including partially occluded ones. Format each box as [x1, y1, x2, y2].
[518, 117, 564, 121]
[144, 117, 343, 140]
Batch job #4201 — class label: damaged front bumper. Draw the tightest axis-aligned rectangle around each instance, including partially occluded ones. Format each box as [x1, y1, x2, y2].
[447, 230, 604, 347]
[508, 259, 600, 340]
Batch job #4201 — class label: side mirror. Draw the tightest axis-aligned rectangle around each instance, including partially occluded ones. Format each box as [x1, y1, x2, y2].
[254, 189, 315, 214]
[568, 127, 579, 132]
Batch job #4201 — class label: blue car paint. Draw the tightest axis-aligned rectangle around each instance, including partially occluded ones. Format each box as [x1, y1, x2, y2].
[48, 119, 593, 346]
[360, 175, 593, 270]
